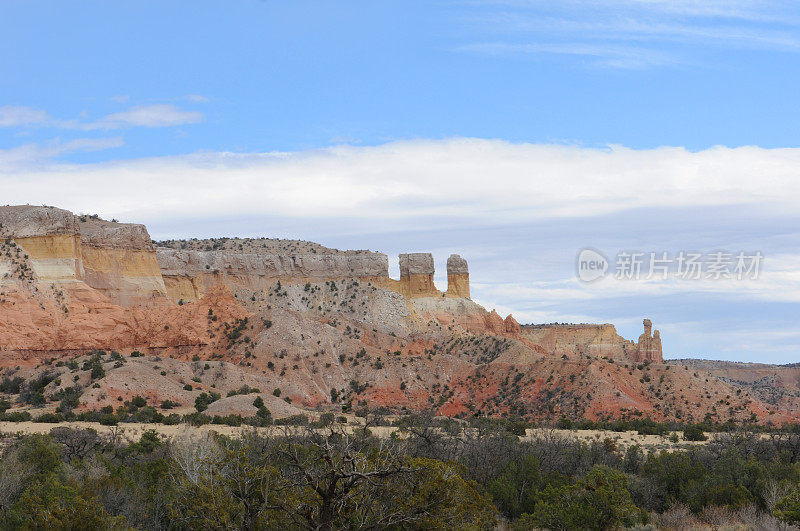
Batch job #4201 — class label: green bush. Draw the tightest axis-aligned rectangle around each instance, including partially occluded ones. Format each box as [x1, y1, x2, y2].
[194, 392, 221, 412]
[517, 466, 644, 530]
[683, 426, 708, 441]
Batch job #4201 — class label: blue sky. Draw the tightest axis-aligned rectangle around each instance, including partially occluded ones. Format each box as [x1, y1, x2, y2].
[2, 1, 800, 362]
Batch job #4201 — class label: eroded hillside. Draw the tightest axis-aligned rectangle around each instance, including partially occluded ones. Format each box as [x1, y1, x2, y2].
[1, 205, 795, 424]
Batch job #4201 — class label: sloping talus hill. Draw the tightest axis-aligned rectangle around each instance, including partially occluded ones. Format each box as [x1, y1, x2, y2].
[0, 204, 794, 424]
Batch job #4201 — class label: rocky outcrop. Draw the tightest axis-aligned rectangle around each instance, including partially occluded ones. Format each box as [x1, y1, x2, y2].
[520, 323, 637, 360]
[446, 254, 470, 299]
[504, 314, 520, 334]
[79, 220, 167, 306]
[0, 206, 166, 306]
[397, 253, 438, 297]
[0, 283, 247, 355]
[634, 319, 664, 363]
[0, 206, 83, 283]
[156, 248, 389, 301]
[0, 206, 471, 306]
[157, 248, 473, 302]
[0, 205, 78, 238]
[519, 320, 663, 362]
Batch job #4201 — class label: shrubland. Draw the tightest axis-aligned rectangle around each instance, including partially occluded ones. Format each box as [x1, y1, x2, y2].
[2, 415, 800, 529]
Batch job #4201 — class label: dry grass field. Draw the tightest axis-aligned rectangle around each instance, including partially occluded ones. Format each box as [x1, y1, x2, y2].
[0, 420, 721, 452]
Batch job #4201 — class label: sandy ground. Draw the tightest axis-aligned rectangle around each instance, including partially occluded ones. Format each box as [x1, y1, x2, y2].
[0, 420, 719, 450]
[0, 421, 399, 443]
[523, 428, 721, 451]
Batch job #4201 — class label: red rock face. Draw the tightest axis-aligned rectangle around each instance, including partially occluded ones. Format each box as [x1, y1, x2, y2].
[633, 319, 664, 363]
[504, 314, 521, 334]
[0, 282, 248, 366]
[1, 276, 795, 424]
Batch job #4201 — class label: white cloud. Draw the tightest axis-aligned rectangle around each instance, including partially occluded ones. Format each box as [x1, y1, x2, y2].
[457, 42, 676, 68]
[0, 106, 50, 127]
[460, 0, 800, 67]
[482, 0, 798, 23]
[0, 103, 203, 130]
[2, 138, 800, 222]
[88, 104, 204, 129]
[0, 137, 123, 169]
[476, 255, 800, 307]
[183, 94, 209, 103]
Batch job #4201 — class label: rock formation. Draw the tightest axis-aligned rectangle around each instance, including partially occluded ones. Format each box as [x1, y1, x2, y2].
[79, 220, 167, 306]
[521, 323, 635, 359]
[10, 205, 780, 426]
[504, 314, 521, 334]
[2, 206, 478, 306]
[634, 318, 664, 363]
[446, 254, 470, 299]
[0, 206, 166, 306]
[397, 252, 438, 297]
[0, 205, 83, 283]
[157, 248, 389, 301]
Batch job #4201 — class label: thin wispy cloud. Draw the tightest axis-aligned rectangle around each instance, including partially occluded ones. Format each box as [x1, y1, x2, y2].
[0, 106, 50, 128]
[456, 42, 677, 68]
[0, 103, 204, 131]
[458, 0, 800, 67]
[0, 137, 123, 169]
[183, 94, 209, 103]
[87, 104, 204, 129]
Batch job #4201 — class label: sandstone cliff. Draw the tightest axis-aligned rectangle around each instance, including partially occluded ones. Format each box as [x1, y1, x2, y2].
[1, 205, 84, 283]
[521, 323, 635, 359]
[79, 220, 167, 306]
[156, 248, 389, 301]
[0, 206, 166, 306]
[157, 248, 473, 303]
[520, 319, 663, 363]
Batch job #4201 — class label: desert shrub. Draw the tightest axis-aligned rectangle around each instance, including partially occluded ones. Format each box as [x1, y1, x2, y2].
[130, 395, 147, 408]
[54, 386, 82, 413]
[0, 376, 24, 394]
[684, 425, 708, 441]
[0, 410, 32, 422]
[34, 413, 65, 423]
[274, 414, 309, 426]
[194, 392, 221, 413]
[516, 466, 645, 530]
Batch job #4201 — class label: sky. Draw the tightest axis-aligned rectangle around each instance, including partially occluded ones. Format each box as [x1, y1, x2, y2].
[1, 0, 799, 363]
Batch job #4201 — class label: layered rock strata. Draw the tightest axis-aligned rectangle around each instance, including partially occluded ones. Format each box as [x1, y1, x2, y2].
[156, 248, 390, 301]
[0, 205, 475, 312]
[520, 323, 636, 359]
[397, 252, 438, 297]
[79, 220, 167, 306]
[0, 206, 167, 306]
[520, 319, 664, 362]
[446, 254, 470, 299]
[0, 206, 84, 283]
